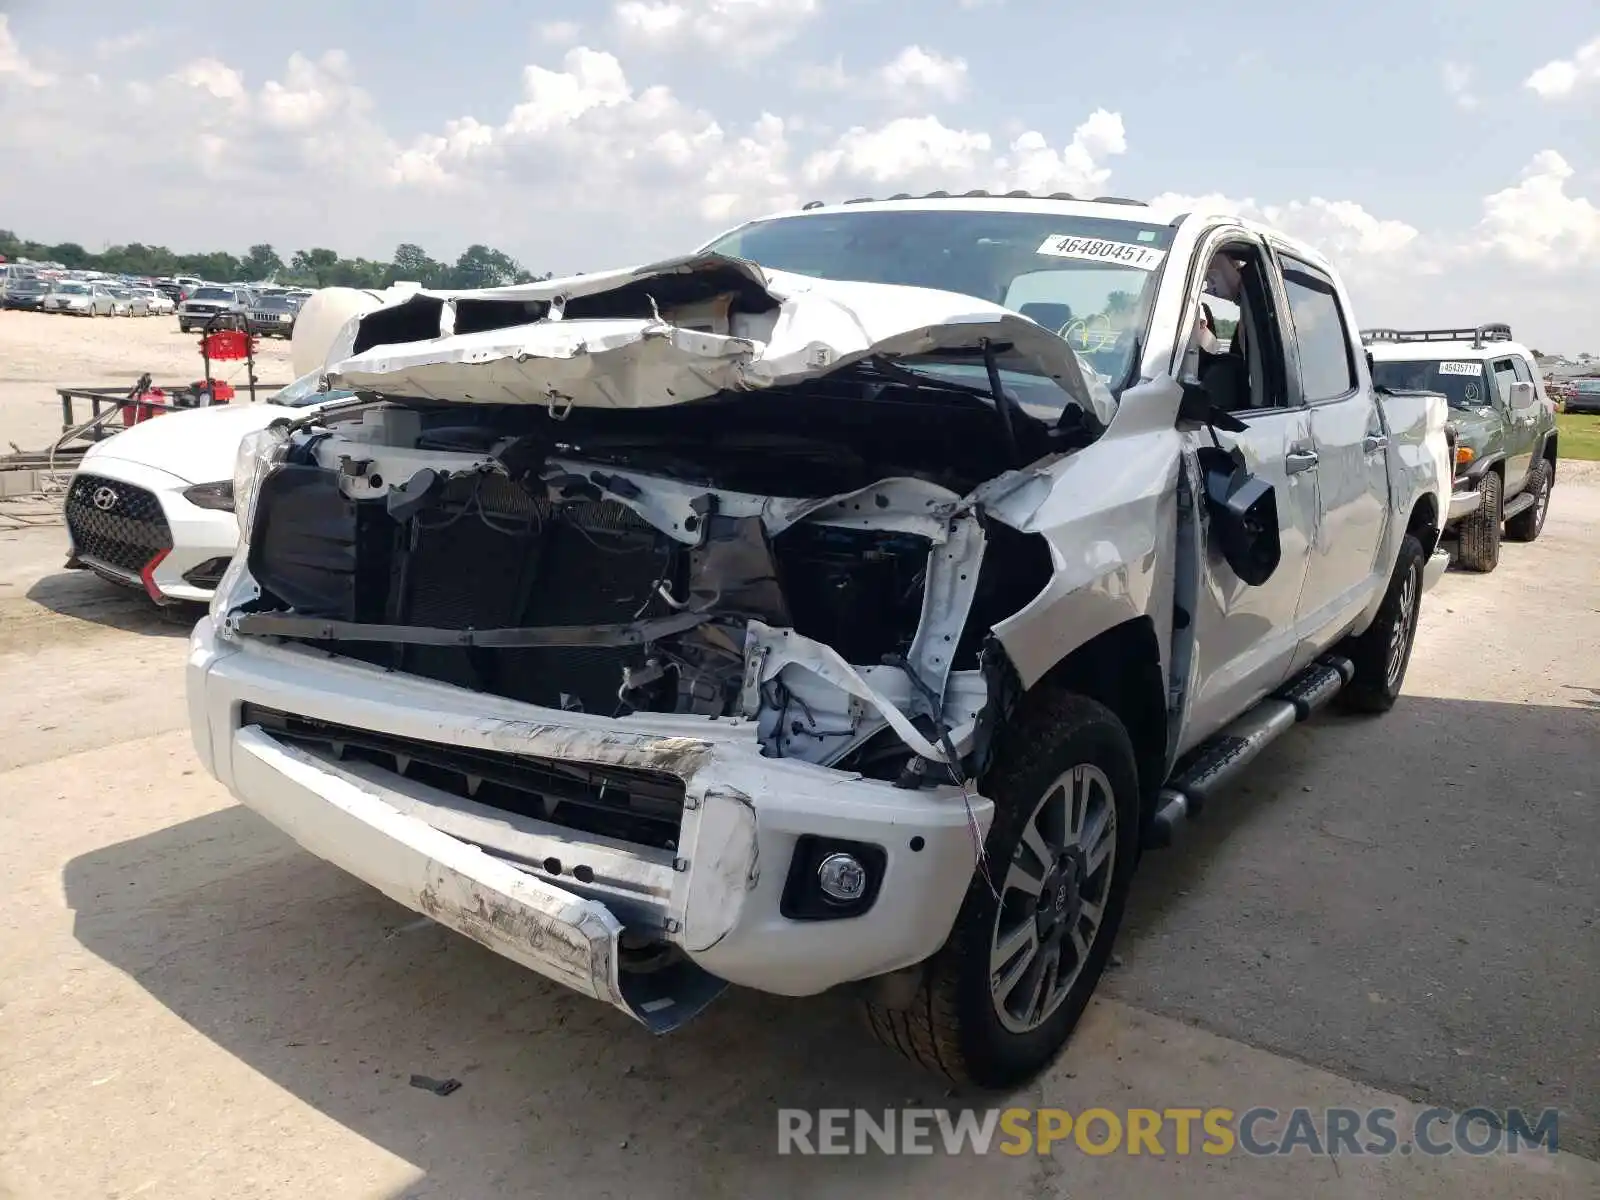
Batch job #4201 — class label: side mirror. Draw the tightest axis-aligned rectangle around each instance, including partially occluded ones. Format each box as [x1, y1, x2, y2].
[1196, 445, 1281, 586]
[1177, 378, 1249, 433]
[1509, 381, 1536, 411]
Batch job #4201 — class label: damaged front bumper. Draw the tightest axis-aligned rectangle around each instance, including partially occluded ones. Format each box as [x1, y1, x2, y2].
[188, 618, 994, 1029]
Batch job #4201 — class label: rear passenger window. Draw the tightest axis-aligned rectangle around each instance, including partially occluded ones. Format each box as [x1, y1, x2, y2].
[1280, 258, 1356, 401]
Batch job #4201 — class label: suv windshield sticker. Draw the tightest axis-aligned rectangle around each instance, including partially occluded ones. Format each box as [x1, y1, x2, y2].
[1439, 361, 1481, 376]
[1036, 235, 1166, 270]
[1463, 381, 1480, 402]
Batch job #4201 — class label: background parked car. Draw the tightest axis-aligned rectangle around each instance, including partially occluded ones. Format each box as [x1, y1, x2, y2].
[1564, 379, 1600, 415]
[107, 286, 149, 317]
[131, 286, 174, 315]
[177, 285, 252, 332]
[3, 276, 50, 310]
[43, 280, 115, 316]
[245, 292, 299, 338]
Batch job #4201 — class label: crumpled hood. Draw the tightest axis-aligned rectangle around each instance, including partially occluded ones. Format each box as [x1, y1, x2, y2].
[323, 254, 1114, 425]
[84, 401, 302, 484]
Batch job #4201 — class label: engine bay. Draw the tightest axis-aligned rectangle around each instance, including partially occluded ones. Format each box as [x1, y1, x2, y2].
[233, 374, 1063, 786]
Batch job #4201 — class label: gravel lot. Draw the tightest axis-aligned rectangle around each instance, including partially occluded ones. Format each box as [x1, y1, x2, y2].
[1, 313, 1596, 1199]
[0, 310, 294, 455]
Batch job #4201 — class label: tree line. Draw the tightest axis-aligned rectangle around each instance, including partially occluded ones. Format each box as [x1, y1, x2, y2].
[0, 230, 549, 290]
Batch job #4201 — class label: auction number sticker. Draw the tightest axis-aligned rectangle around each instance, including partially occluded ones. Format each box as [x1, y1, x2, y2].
[1037, 235, 1166, 270]
[1438, 361, 1481, 376]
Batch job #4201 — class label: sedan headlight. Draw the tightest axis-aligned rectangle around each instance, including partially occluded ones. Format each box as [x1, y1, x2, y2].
[182, 480, 235, 511]
[233, 424, 290, 540]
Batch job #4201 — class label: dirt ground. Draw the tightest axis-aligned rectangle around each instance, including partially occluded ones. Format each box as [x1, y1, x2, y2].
[0, 309, 295, 455]
[1, 313, 1597, 1199]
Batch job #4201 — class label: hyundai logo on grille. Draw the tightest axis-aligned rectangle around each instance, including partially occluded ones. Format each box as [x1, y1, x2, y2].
[91, 486, 119, 511]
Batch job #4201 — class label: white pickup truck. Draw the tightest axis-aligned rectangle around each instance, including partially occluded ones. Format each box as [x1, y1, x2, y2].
[187, 196, 1451, 1088]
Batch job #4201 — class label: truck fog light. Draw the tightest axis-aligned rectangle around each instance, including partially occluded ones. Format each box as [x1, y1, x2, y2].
[817, 853, 867, 902]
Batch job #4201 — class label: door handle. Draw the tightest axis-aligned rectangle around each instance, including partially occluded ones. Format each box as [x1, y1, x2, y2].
[1285, 448, 1319, 474]
[1363, 434, 1388, 453]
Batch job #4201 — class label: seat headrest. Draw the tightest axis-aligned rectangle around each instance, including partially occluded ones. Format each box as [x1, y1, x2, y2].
[1018, 302, 1073, 333]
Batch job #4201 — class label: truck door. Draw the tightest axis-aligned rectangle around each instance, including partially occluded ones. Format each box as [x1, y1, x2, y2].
[1505, 355, 1540, 492]
[1278, 255, 1390, 655]
[1179, 235, 1319, 746]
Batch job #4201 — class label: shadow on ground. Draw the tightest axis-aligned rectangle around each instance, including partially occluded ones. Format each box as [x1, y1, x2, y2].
[25, 569, 200, 638]
[1111, 695, 1598, 1159]
[62, 696, 1599, 1194]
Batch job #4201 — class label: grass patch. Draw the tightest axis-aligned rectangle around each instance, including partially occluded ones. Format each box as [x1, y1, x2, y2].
[1556, 411, 1600, 461]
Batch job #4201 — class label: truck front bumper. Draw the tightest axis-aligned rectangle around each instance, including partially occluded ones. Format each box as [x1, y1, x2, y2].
[1447, 486, 1482, 522]
[187, 618, 992, 1030]
[1423, 547, 1449, 592]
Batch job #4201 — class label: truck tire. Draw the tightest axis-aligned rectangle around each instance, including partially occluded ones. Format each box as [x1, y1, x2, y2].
[862, 690, 1140, 1089]
[1336, 533, 1425, 714]
[1455, 470, 1502, 573]
[1505, 460, 1552, 543]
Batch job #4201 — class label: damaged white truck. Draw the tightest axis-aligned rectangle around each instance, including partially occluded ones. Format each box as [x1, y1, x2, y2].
[187, 197, 1451, 1088]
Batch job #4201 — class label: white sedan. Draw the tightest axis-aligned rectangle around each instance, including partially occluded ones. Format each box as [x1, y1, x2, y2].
[64, 374, 353, 603]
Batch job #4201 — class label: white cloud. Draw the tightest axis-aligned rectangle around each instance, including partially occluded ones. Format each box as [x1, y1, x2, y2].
[93, 30, 157, 60]
[1146, 190, 1424, 267]
[613, 0, 819, 57]
[796, 57, 851, 91]
[173, 58, 247, 105]
[799, 108, 1126, 198]
[878, 45, 967, 101]
[389, 45, 795, 230]
[1474, 151, 1600, 267]
[996, 109, 1126, 196]
[1441, 61, 1477, 110]
[803, 116, 991, 187]
[1, 14, 1596, 349]
[538, 20, 583, 44]
[1524, 35, 1600, 98]
[505, 47, 631, 135]
[258, 51, 359, 131]
[0, 15, 55, 87]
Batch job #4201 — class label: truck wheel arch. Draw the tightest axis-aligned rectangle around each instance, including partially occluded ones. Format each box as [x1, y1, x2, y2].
[1461, 451, 1506, 484]
[1025, 617, 1169, 827]
[1406, 493, 1441, 557]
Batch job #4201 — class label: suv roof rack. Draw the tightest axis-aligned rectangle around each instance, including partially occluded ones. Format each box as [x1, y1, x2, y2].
[1360, 323, 1513, 349]
[805, 191, 1148, 208]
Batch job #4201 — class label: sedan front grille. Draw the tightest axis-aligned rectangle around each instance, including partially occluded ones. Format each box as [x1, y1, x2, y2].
[66, 474, 173, 577]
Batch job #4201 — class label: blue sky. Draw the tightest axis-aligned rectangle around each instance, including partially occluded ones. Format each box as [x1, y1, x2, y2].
[2, 0, 1598, 349]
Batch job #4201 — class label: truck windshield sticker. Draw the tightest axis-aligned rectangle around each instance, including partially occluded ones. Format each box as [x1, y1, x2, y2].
[1036, 235, 1166, 270]
[1439, 361, 1481, 376]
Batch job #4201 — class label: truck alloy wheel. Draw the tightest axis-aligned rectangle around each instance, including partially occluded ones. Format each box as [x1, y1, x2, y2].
[1385, 566, 1417, 692]
[1335, 533, 1425, 714]
[1506, 461, 1552, 543]
[991, 763, 1117, 1034]
[862, 691, 1138, 1089]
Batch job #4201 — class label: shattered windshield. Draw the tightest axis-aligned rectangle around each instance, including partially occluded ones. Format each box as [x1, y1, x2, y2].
[703, 208, 1175, 396]
[1371, 359, 1494, 411]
